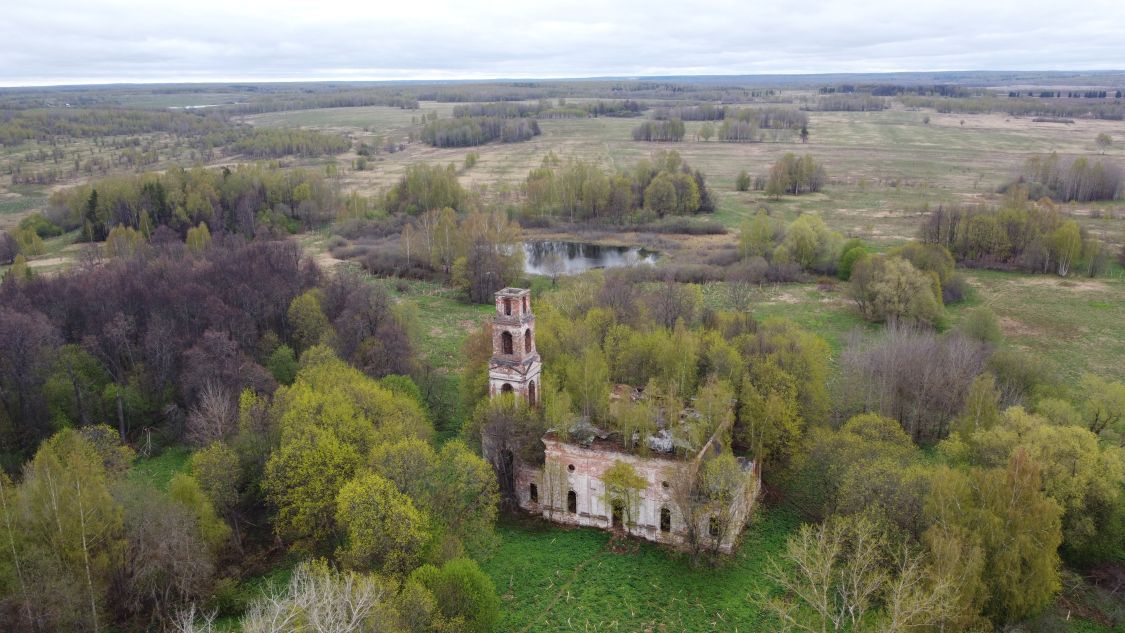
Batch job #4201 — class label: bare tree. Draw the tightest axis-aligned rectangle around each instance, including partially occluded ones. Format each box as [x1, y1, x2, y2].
[185, 382, 236, 447]
[838, 324, 988, 443]
[761, 515, 953, 633]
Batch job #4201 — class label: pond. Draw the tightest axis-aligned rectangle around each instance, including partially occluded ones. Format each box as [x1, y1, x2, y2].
[522, 241, 659, 276]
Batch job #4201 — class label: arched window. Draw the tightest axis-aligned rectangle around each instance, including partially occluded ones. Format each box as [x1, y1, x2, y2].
[567, 490, 577, 513]
[523, 296, 528, 313]
[503, 298, 511, 316]
[524, 328, 532, 353]
[611, 504, 623, 528]
[529, 483, 538, 503]
[501, 383, 514, 395]
[501, 331, 513, 354]
[528, 380, 537, 407]
[660, 507, 671, 532]
[708, 516, 719, 538]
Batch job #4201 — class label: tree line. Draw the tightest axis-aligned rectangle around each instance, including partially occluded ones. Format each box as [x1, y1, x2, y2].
[0, 108, 230, 147]
[390, 209, 524, 303]
[39, 164, 338, 241]
[807, 94, 887, 111]
[420, 116, 540, 147]
[450, 99, 641, 119]
[1017, 152, 1122, 202]
[216, 90, 419, 116]
[523, 150, 714, 221]
[919, 187, 1110, 276]
[632, 119, 686, 142]
[900, 95, 1125, 120]
[213, 128, 350, 159]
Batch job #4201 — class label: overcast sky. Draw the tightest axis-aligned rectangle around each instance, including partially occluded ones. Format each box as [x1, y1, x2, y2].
[2, 0, 1124, 86]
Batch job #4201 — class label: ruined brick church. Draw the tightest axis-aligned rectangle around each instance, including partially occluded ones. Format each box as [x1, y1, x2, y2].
[485, 288, 760, 553]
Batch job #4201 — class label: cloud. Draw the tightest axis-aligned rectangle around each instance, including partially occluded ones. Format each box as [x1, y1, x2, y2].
[1, 0, 1123, 85]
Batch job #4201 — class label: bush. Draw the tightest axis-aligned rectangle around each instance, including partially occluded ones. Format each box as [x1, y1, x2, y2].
[410, 558, 500, 633]
[848, 255, 944, 326]
[957, 307, 1002, 345]
[837, 245, 868, 281]
[735, 170, 751, 192]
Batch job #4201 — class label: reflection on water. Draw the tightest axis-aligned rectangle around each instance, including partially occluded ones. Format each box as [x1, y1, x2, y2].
[522, 241, 659, 276]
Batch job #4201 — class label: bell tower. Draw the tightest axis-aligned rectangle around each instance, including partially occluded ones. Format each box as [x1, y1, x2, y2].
[488, 288, 542, 407]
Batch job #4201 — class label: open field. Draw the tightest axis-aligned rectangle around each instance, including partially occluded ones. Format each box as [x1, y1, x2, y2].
[246, 103, 1125, 249]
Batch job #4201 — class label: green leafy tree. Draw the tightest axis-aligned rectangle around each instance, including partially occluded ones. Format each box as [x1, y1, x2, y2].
[14, 429, 125, 631]
[1079, 373, 1125, 440]
[336, 472, 430, 575]
[43, 344, 112, 427]
[265, 344, 298, 385]
[950, 373, 1002, 437]
[925, 450, 1063, 624]
[848, 255, 944, 326]
[169, 473, 230, 552]
[185, 222, 211, 253]
[643, 173, 678, 216]
[735, 169, 751, 192]
[738, 210, 781, 259]
[780, 214, 843, 273]
[957, 307, 1002, 344]
[1095, 132, 1112, 154]
[410, 557, 500, 633]
[738, 367, 802, 467]
[286, 290, 332, 353]
[190, 441, 243, 547]
[602, 460, 647, 527]
[264, 427, 362, 544]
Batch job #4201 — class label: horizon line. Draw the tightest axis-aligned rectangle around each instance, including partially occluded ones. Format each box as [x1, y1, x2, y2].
[4, 68, 1125, 91]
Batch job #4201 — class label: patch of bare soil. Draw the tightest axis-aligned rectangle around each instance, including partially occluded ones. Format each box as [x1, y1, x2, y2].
[998, 316, 1041, 338]
[1016, 277, 1108, 292]
[27, 256, 69, 269]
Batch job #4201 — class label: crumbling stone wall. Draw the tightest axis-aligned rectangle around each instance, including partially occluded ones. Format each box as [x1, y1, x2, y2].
[515, 438, 760, 553]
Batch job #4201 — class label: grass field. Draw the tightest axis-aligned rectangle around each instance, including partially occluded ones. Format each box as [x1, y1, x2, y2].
[482, 510, 797, 633]
[247, 103, 1125, 249]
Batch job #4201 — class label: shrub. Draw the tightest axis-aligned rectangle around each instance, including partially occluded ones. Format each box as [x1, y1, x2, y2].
[410, 558, 500, 633]
[736, 170, 751, 192]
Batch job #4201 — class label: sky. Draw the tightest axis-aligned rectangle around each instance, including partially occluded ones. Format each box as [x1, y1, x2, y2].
[1, 0, 1124, 86]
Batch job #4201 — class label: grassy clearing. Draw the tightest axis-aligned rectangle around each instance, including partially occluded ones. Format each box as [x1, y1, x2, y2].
[699, 281, 871, 356]
[952, 270, 1125, 385]
[128, 445, 191, 491]
[482, 509, 797, 633]
[370, 278, 495, 440]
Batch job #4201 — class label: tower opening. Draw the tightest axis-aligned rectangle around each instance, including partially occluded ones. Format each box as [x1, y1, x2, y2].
[501, 331, 513, 355]
[529, 483, 538, 503]
[503, 298, 512, 316]
[501, 383, 514, 396]
[660, 507, 671, 532]
[528, 380, 537, 407]
[567, 490, 577, 513]
[524, 328, 532, 353]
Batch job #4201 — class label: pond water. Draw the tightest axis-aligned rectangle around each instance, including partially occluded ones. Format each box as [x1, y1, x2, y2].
[522, 241, 659, 276]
